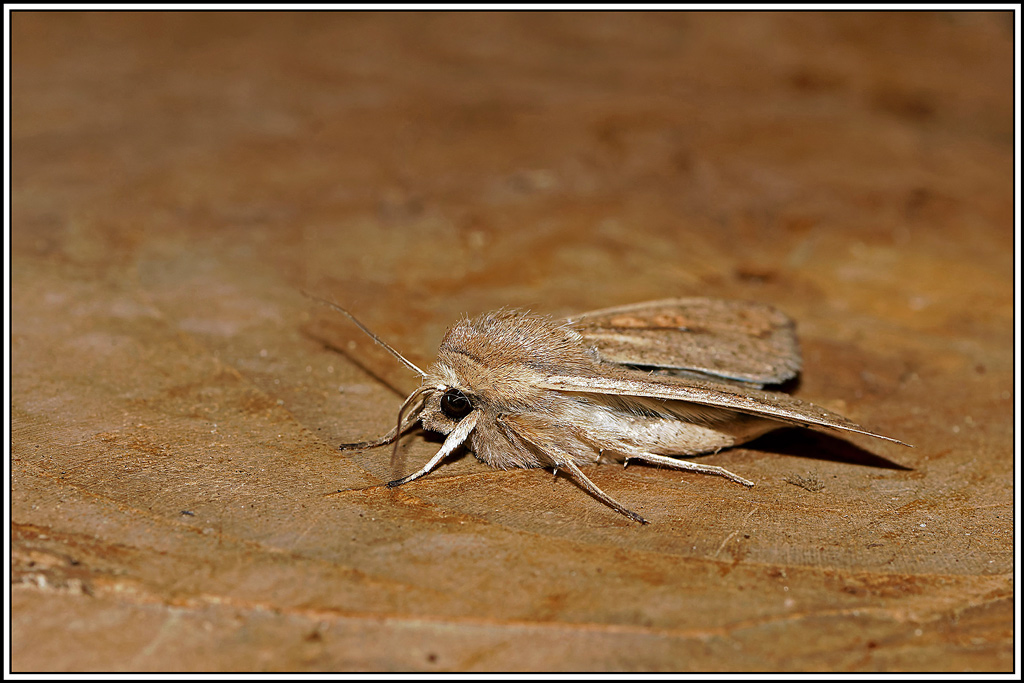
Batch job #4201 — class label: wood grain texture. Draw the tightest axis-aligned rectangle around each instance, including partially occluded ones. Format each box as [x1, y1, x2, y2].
[10, 11, 1013, 673]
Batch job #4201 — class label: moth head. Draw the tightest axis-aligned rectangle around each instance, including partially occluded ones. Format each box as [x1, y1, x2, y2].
[420, 383, 479, 436]
[415, 310, 603, 439]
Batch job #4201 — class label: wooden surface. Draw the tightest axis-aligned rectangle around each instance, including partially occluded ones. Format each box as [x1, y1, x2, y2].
[10, 11, 1015, 672]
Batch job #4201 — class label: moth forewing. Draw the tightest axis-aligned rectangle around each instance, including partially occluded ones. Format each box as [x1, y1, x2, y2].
[571, 298, 802, 386]
[538, 371, 910, 446]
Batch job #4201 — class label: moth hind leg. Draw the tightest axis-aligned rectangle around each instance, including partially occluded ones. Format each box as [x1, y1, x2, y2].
[624, 452, 755, 487]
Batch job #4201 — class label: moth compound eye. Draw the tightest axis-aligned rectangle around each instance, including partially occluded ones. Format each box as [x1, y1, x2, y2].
[440, 388, 473, 421]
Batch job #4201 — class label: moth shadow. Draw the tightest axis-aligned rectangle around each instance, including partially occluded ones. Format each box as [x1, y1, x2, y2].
[744, 428, 913, 471]
[303, 322, 412, 398]
[765, 375, 801, 395]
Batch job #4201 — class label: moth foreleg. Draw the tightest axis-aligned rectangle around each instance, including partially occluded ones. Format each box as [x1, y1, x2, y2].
[624, 452, 755, 487]
[560, 460, 648, 525]
[339, 426, 401, 451]
[386, 410, 479, 488]
[340, 386, 429, 452]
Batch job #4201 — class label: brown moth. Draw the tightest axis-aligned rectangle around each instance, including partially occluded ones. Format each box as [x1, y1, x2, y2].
[312, 295, 909, 524]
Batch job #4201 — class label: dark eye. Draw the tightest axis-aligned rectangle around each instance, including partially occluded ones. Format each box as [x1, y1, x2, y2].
[440, 388, 473, 421]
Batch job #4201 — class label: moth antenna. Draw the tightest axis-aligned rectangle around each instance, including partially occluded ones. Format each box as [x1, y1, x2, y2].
[302, 290, 427, 378]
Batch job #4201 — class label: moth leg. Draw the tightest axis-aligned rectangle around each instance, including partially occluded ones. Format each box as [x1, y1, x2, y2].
[496, 413, 647, 524]
[340, 386, 429, 452]
[339, 425, 400, 451]
[560, 460, 648, 525]
[386, 410, 479, 488]
[625, 452, 755, 487]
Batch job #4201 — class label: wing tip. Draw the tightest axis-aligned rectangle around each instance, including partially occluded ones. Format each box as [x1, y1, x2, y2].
[834, 425, 914, 448]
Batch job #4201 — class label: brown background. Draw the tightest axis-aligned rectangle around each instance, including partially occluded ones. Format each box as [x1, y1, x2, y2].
[10, 11, 1015, 672]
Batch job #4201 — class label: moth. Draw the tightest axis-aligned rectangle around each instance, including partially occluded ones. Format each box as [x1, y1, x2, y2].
[312, 294, 909, 524]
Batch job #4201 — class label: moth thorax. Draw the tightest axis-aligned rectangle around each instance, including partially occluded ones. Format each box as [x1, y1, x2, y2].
[439, 312, 598, 373]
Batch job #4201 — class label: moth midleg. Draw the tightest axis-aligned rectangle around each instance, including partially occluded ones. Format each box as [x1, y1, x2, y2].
[386, 410, 479, 488]
[498, 416, 649, 524]
[560, 460, 648, 525]
[624, 452, 755, 487]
